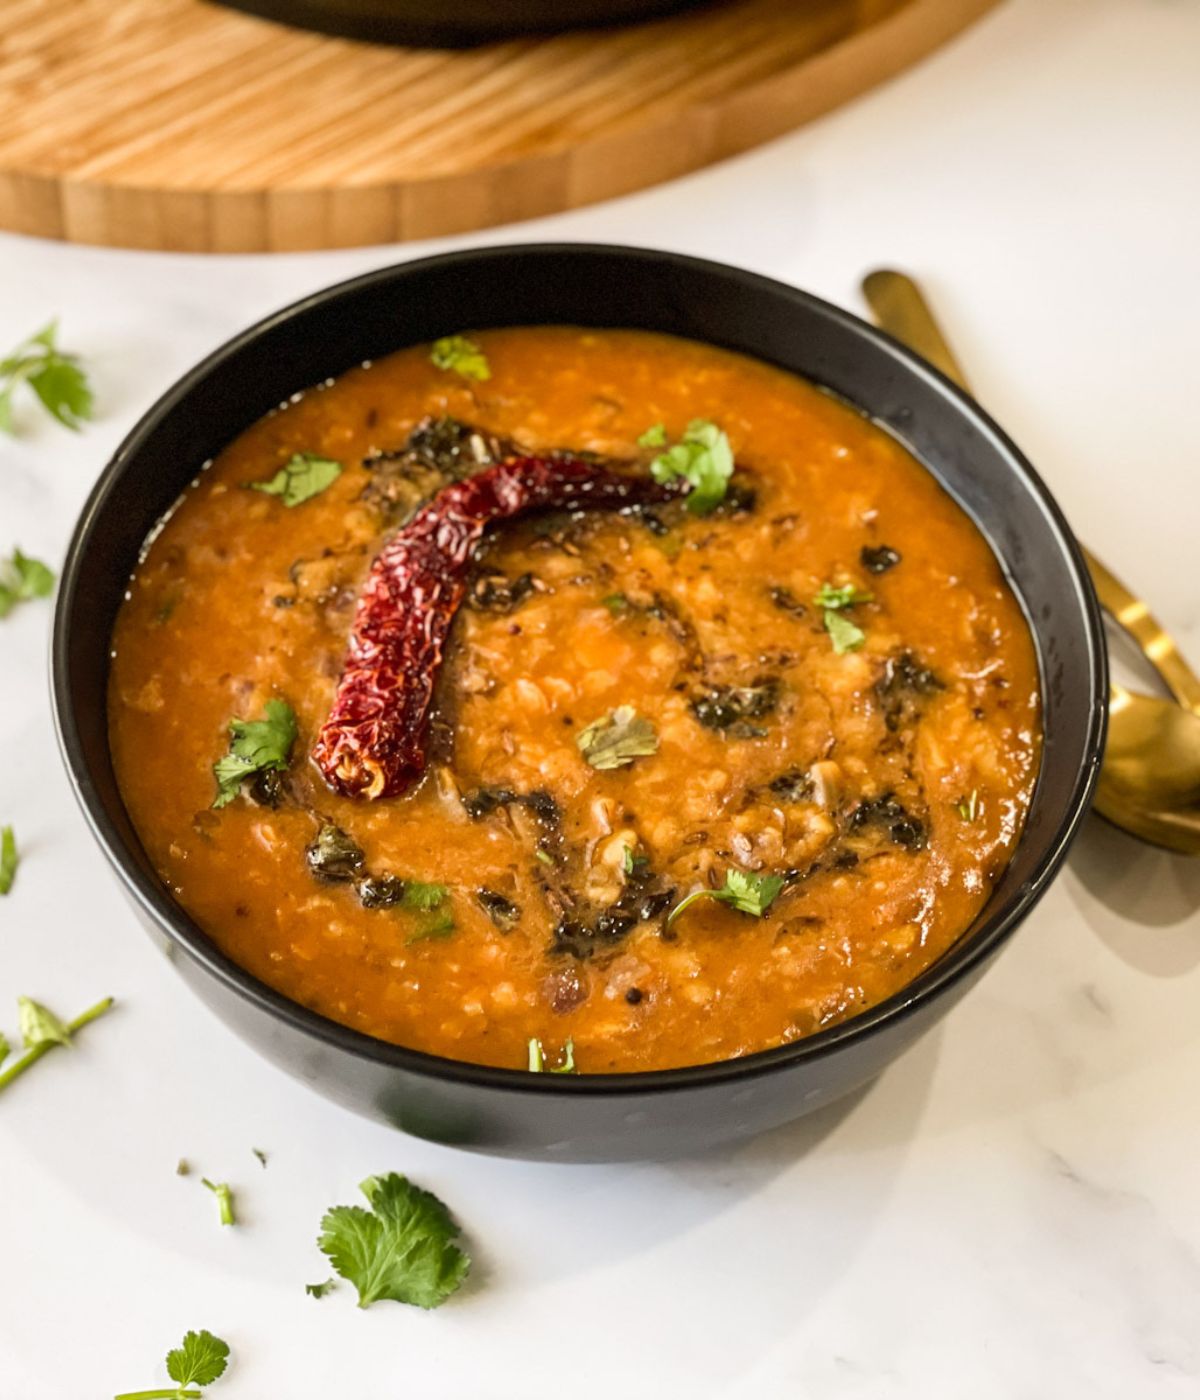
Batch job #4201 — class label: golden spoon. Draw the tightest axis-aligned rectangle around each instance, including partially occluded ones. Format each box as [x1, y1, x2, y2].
[862, 268, 1200, 855]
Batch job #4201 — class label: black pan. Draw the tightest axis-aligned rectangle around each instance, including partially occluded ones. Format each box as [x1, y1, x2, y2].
[51, 245, 1106, 1160]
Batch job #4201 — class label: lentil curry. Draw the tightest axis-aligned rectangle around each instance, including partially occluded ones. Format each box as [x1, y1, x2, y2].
[108, 328, 1042, 1073]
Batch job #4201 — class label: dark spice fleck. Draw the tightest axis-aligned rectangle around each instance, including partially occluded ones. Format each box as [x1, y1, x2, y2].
[768, 770, 813, 803]
[861, 543, 902, 574]
[477, 888, 520, 932]
[625, 987, 644, 1005]
[467, 571, 539, 615]
[768, 585, 807, 617]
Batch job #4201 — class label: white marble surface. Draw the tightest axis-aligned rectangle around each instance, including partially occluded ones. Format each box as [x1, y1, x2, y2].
[3, 0, 1199, 1394]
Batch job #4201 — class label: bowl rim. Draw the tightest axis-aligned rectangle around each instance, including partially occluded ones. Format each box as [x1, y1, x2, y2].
[51, 241, 1108, 1098]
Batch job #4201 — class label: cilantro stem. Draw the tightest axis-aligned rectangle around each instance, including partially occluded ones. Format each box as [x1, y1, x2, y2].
[0, 996, 114, 1094]
[113, 1390, 201, 1399]
[202, 1178, 236, 1226]
[665, 888, 716, 928]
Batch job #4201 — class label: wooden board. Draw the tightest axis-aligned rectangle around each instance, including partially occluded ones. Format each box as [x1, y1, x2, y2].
[0, 0, 1002, 252]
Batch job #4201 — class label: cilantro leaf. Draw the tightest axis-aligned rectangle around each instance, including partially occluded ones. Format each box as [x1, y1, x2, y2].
[405, 908, 456, 944]
[527, 1037, 544, 1072]
[19, 996, 71, 1049]
[250, 453, 342, 507]
[637, 422, 667, 448]
[957, 789, 980, 822]
[577, 705, 658, 771]
[318, 1172, 470, 1310]
[402, 880, 448, 912]
[0, 548, 55, 619]
[166, 1330, 231, 1389]
[648, 419, 734, 514]
[306, 1278, 337, 1298]
[0, 826, 17, 895]
[667, 869, 785, 928]
[823, 610, 866, 655]
[0, 321, 93, 434]
[212, 699, 297, 809]
[430, 335, 491, 382]
[813, 579, 872, 654]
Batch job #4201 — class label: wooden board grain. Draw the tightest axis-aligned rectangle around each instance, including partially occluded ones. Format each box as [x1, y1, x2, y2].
[0, 0, 1002, 252]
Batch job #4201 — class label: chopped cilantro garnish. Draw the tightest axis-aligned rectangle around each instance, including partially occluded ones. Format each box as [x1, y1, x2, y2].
[250, 452, 342, 507]
[601, 593, 629, 614]
[534, 848, 555, 867]
[430, 335, 491, 382]
[0, 548, 55, 619]
[647, 419, 733, 514]
[0, 995, 114, 1095]
[528, 1037, 576, 1073]
[666, 869, 785, 928]
[622, 845, 648, 876]
[114, 1327, 230, 1400]
[823, 610, 866, 654]
[318, 1172, 470, 1310]
[0, 1031, 9, 1068]
[0, 825, 17, 894]
[252, 1147, 268, 1168]
[957, 789, 980, 822]
[637, 422, 667, 448]
[402, 880, 448, 912]
[405, 908, 456, 944]
[814, 579, 872, 654]
[201, 1178, 236, 1227]
[0, 321, 93, 434]
[577, 706, 658, 770]
[306, 1279, 336, 1299]
[812, 581, 873, 610]
[211, 699, 297, 809]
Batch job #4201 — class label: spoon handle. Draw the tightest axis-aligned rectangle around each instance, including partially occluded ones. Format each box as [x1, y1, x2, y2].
[861, 269, 1200, 715]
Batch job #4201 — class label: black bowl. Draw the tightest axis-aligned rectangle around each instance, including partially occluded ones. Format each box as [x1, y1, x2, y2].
[213, 0, 709, 46]
[52, 245, 1106, 1161]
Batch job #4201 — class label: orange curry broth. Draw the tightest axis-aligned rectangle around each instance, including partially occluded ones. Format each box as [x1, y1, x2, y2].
[108, 327, 1041, 1073]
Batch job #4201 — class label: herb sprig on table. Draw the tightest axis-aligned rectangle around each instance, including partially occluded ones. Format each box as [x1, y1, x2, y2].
[0, 321, 93, 434]
[0, 825, 18, 895]
[0, 548, 55, 619]
[318, 1172, 471, 1310]
[0, 994, 115, 1094]
[114, 1328, 230, 1400]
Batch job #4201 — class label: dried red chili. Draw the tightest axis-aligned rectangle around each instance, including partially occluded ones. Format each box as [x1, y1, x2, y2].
[313, 455, 679, 799]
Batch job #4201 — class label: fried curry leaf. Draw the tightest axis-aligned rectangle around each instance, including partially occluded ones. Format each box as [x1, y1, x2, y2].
[0, 826, 17, 895]
[0, 548, 55, 619]
[648, 419, 734, 514]
[251, 452, 343, 508]
[0, 321, 93, 434]
[318, 1172, 471, 1310]
[212, 699, 297, 809]
[667, 869, 785, 928]
[430, 335, 491, 382]
[577, 705, 658, 771]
